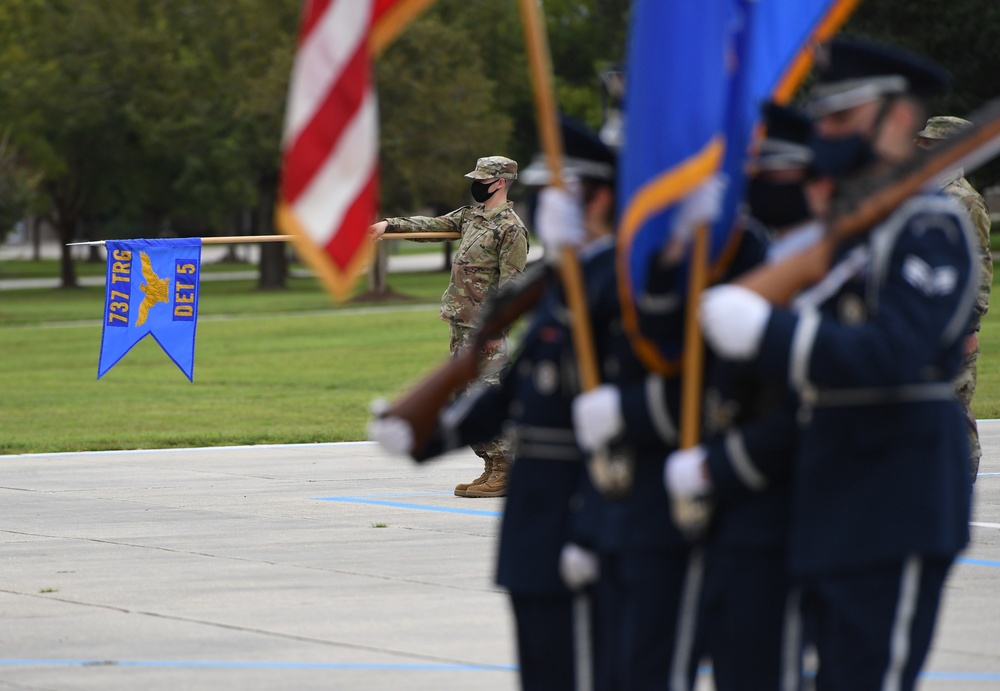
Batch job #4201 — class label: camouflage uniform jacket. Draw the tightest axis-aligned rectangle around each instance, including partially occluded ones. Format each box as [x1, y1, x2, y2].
[385, 201, 529, 327]
[942, 172, 992, 332]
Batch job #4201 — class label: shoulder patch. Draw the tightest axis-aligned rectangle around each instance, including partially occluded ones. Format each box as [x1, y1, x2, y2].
[902, 254, 957, 296]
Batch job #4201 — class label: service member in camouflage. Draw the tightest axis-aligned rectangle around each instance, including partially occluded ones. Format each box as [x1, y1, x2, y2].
[917, 116, 993, 482]
[368, 156, 529, 497]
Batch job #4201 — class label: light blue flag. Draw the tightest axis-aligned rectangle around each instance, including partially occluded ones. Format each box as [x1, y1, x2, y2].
[616, 0, 860, 373]
[713, 0, 862, 274]
[98, 238, 203, 381]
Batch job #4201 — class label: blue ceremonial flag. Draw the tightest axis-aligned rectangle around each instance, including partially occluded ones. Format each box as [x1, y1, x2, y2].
[713, 0, 863, 261]
[97, 238, 203, 381]
[616, 0, 860, 373]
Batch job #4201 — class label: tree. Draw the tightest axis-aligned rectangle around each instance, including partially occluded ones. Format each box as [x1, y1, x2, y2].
[0, 0, 144, 286]
[376, 15, 513, 216]
[0, 0, 634, 289]
[0, 132, 38, 244]
[0, 0, 301, 287]
[373, 0, 632, 216]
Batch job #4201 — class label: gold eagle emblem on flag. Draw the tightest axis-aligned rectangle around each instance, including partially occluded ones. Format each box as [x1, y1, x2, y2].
[135, 251, 170, 327]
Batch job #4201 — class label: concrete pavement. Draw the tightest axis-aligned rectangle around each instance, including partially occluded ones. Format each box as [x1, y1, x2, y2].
[1, 424, 1000, 690]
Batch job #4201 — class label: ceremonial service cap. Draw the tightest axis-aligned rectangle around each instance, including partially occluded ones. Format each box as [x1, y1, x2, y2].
[808, 36, 951, 116]
[755, 102, 814, 171]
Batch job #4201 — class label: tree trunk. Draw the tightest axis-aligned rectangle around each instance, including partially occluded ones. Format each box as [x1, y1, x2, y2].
[31, 216, 40, 261]
[79, 218, 102, 263]
[368, 241, 390, 294]
[256, 191, 286, 290]
[56, 214, 78, 288]
[258, 242, 287, 289]
[48, 176, 85, 288]
[221, 209, 249, 263]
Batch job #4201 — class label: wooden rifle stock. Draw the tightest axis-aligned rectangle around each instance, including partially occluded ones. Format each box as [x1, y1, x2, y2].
[738, 98, 1000, 305]
[382, 264, 550, 454]
[736, 237, 835, 304]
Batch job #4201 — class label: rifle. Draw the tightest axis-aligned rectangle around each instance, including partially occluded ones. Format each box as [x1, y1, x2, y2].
[738, 97, 1000, 304]
[380, 263, 550, 454]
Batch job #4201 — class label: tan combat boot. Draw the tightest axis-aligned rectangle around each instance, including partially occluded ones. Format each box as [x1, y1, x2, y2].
[455, 458, 493, 497]
[465, 457, 509, 498]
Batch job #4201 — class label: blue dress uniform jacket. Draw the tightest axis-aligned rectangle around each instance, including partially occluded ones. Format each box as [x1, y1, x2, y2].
[702, 395, 796, 549]
[416, 242, 619, 691]
[611, 226, 770, 550]
[419, 239, 619, 596]
[696, 391, 799, 691]
[751, 192, 976, 577]
[565, 227, 768, 691]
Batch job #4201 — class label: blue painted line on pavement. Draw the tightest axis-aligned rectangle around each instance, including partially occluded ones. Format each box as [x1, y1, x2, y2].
[957, 556, 1000, 568]
[0, 659, 515, 671]
[921, 671, 1000, 681]
[316, 495, 1000, 538]
[320, 492, 453, 499]
[0, 660, 996, 681]
[315, 495, 501, 518]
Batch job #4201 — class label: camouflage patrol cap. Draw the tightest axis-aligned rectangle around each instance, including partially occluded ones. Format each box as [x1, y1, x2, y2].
[465, 156, 518, 180]
[917, 115, 973, 140]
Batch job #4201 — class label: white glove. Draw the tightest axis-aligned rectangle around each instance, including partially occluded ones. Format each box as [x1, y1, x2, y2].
[535, 182, 585, 262]
[559, 543, 600, 591]
[699, 284, 772, 360]
[572, 384, 624, 452]
[367, 416, 414, 456]
[664, 445, 711, 498]
[672, 173, 728, 247]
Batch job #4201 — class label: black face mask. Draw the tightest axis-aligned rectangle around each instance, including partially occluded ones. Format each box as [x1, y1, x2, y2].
[471, 179, 498, 203]
[747, 178, 812, 229]
[809, 132, 877, 178]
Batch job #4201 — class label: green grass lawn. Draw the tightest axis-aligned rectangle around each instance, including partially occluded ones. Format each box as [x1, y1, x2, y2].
[975, 292, 1000, 419]
[0, 270, 452, 454]
[2, 260, 999, 454]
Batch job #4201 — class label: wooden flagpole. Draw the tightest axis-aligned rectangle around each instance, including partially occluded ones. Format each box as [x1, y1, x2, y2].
[517, 0, 601, 392]
[68, 232, 460, 247]
[679, 226, 709, 449]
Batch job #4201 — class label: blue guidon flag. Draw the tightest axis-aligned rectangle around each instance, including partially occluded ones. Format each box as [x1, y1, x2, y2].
[98, 239, 203, 381]
[616, 0, 861, 374]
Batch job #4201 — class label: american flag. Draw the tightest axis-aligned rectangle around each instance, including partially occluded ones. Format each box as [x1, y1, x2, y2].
[277, 0, 436, 300]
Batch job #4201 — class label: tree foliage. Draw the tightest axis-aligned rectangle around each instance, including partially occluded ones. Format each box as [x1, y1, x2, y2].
[376, 15, 513, 216]
[0, 132, 38, 243]
[8, 0, 995, 291]
[0, 0, 299, 286]
[0, 0, 630, 286]
[847, 0, 1000, 189]
[375, 0, 630, 215]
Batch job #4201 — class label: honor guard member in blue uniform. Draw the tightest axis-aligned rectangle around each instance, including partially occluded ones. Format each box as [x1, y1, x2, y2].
[699, 36, 977, 690]
[369, 118, 619, 691]
[569, 175, 768, 690]
[666, 102, 824, 691]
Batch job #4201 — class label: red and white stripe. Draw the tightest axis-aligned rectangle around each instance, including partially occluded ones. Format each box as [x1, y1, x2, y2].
[277, 0, 434, 298]
[277, 0, 380, 296]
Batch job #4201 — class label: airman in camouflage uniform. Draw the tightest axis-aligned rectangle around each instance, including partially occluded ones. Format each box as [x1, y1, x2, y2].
[918, 116, 993, 482]
[369, 156, 529, 496]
